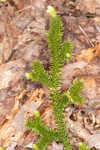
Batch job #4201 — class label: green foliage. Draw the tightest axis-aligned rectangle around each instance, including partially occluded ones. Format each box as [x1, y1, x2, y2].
[26, 111, 55, 137]
[26, 60, 53, 88]
[47, 15, 63, 88]
[25, 6, 90, 150]
[0, 147, 4, 150]
[79, 143, 90, 150]
[0, 0, 5, 2]
[61, 92, 72, 107]
[26, 111, 59, 150]
[62, 41, 73, 61]
[47, 16, 73, 88]
[67, 79, 84, 104]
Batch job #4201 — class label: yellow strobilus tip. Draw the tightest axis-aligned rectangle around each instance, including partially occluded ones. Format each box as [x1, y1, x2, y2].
[47, 6, 56, 17]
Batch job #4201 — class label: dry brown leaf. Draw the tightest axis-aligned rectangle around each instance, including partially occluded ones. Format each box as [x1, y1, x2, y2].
[0, 88, 44, 147]
[51, 141, 63, 150]
[8, 0, 24, 10]
[29, 88, 45, 102]
[66, 114, 91, 143]
[82, 0, 96, 13]
[80, 76, 96, 89]
[6, 96, 19, 120]
[76, 43, 100, 63]
[41, 106, 56, 129]
[88, 134, 100, 149]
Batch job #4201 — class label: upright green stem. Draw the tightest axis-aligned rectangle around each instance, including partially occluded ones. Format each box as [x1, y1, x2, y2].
[25, 6, 88, 150]
[50, 89, 72, 150]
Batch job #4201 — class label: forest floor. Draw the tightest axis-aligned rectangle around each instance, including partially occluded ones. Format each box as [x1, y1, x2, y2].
[1, 0, 100, 150]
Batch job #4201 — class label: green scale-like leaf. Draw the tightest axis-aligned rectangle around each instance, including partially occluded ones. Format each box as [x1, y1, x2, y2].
[67, 79, 84, 104]
[47, 16, 63, 88]
[79, 143, 90, 150]
[47, 16, 63, 59]
[25, 6, 90, 150]
[62, 41, 73, 61]
[26, 60, 54, 88]
[26, 115, 51, 136]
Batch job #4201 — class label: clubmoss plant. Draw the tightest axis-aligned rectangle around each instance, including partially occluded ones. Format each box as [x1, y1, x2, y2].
[0, 147, 4, 150]
[0, 0, 6, 2]
[79, 143, 90, 150]
[26, 6, 90, 150]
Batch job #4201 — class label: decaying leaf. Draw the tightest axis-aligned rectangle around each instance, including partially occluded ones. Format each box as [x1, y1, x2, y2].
[0, 88, 44, 147]
[80, 76, 96, 89]
[41, 105, 56, 129]
[76, 43, 100, 63]
[6, 96, 19, 120]
[88, 133, 100, 149]
[51, 141, 63, 150]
